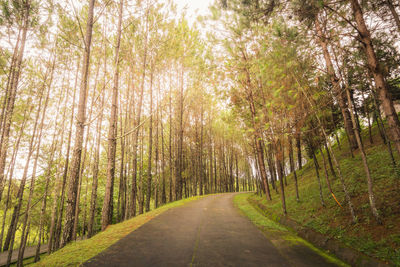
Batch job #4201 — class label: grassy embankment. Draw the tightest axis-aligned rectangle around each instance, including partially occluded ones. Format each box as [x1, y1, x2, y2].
[234, 193, 348, 266]
[247, 122, 400, 265]
[29, 196, 204, 267]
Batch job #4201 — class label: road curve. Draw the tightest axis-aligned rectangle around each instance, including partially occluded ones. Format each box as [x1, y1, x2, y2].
[83, 193, 339, 267]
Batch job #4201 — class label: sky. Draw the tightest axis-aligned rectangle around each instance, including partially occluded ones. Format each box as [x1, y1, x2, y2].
[172, 0, 215, 24]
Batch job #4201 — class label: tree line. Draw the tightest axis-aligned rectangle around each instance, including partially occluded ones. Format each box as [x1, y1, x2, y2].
[0, 1, 255, 266]
[213, 0, 400, 226]
[1, 0, 400, 265]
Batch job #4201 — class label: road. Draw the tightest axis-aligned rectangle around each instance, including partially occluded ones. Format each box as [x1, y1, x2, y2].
[0, 243, 46, 266]
[83, 193, 340, 267]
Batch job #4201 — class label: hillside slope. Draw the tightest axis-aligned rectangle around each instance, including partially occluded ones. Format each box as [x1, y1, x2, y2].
[250, 123, 400, 265]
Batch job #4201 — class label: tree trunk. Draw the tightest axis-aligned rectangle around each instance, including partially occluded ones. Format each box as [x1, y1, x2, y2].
[145, 66, 154, 212]
[315, 15, 357, 151]
[22, 56, 55, 264]
[101, 0, 122, 230]
[3, 69, 45, 254]
[275, 140, 287, 215]
[168, 73, 173, 202]
[0, 98, 32, 252]
[249, 103, 271, 200]
[62, 0, 95, 246]
[312, 150, 325, 207]
[298, 84, 357, 222]
[386, 0, 400, 32]
[288, 136, 299, 202]
[350, 0, 400, 156]
[161, 103, 166, 205]
[176, 67, 184, 200]
[345, 84, 381, 222]
[296, 130, 302, 169]
[130, 9, 148, 217]
[54, 59, 80, 251]
[0, 0, 30, 203]
[48, 74, 70, 254]
[88, 91, 104, 238]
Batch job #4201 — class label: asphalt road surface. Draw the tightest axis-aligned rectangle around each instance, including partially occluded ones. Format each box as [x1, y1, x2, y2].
[83, 193, 340, 267]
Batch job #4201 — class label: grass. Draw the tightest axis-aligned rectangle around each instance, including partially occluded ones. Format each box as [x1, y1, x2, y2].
[250, 121, 400, 265]
[30, 196, 204, 267]
[233, 193, 348, 267]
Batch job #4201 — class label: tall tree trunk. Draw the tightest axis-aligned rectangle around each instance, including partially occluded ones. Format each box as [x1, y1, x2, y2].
[297, 83, 357, 222]
[371, 89, 397, 168]
[87, 91, 104, 238]
[118, 97, 127, 222]
[249, 103, 271, 200]
[266, 143, 278, 193]
[295, 130, 302, 170]
[73, 87, 95, 240]
[315, 15, 357, 151]
[0, 0, 30, 203]
[62, 0, 95, 246]
[130, 9, 148, 217]
[312, 150, 325, 207]
[386, 0, 400, 32]
[48, 75, 70, 253]
[154, 80, 160, 209]
[5, 87, 45, 267]
[168, 72, 173, 202]
[0, 28, 20, 136]
[345, 84, 381, 222]
[349, 0, 400, 156]
[275, 139, 287, 215]
[102, 0, 123, 230]
[0, 98, 32, 252]
[139, 128, 145, 214]
[20, 56, 55, 264]
[235, 153, 239, 192]
[161, 103, 166, 205]
[34, 64, 57, 262]
[208, 128, 214, 194]
[3, 67, 45, 254]
[319, 147, 342, 208]
[199, 104, 204, 195]
[54, 59, 80, 251]
[361, 88, 373, 144]
[288, 136, 299, 202]
[175, 67, 184, 200]
[145, 66, 154, 212]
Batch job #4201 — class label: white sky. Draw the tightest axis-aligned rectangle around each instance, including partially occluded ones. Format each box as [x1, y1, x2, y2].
[172, 0, 215, 24]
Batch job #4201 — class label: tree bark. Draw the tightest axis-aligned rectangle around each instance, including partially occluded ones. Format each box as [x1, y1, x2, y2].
[349, 0, 400, 156]
[275, 139, 287, 215]
[62, 0, 95, 246]
[0, 0, 30, 203]
[288, 136, 299, 201]
[312, 150, 325, 208]
[386, 0, 400, 32]
[101, 0, 122, 230]
[145, 66, 154, 212]
[314, 15, 357, 151]
[345, 84, 381, 222]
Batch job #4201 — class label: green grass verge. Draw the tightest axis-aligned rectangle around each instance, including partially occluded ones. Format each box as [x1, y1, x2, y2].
[249, 121, 400, 265]
[234, 193, 349, 267]
[31, 196, 204, 267]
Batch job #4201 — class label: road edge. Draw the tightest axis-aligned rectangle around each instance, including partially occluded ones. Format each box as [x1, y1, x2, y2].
[242, 193, 390, 267]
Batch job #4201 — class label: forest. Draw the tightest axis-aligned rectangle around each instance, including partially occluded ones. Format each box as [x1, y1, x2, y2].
[0, 0, 400, 266]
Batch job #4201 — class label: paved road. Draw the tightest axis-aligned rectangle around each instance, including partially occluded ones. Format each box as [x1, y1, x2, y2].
[0, 244, 47, 266]
[84, 193, 339, 267]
